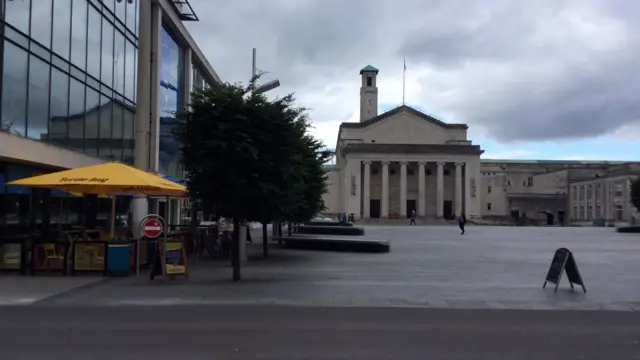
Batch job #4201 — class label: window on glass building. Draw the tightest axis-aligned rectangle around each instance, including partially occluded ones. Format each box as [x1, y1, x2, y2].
[0, 0, 138, 163]
[159, 26, 183, 177]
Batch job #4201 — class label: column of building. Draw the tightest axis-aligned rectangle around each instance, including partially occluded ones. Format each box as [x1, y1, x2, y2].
[436, 162, 444, 218]
[381, 161, 389, 218]
[417, 162, 426, 216]
[591, 183, 597, 220]
[603, 181, 610, 220]
[624, 178, 630, 221]
[360, 160, 468, 219]
[174, 46, 192, 225]
[454, 162, 463, 217]
[132, 0, 155, 236]
[363, 161, 371, 219]
[582, 185, 588, 220]
[399, 162, 408, 217]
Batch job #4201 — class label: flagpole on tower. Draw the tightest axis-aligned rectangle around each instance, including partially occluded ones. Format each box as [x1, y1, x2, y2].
[402, 56, 407, 105]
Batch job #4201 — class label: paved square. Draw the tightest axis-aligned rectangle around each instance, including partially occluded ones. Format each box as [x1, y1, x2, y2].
[39, 226, 640, 310]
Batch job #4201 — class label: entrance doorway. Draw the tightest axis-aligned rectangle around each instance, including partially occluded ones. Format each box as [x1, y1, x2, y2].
[370, 199, 381, 218]
[406, 200, 416, 218]
[443, 201, 453, 219]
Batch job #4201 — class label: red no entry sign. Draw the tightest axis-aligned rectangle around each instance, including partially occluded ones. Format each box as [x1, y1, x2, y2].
[142, 218, 163, 238]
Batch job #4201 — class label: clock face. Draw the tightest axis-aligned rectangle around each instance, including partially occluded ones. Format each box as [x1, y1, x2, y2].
[368, 97, 373, 105]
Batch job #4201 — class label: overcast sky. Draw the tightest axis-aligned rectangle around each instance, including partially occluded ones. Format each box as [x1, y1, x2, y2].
[185, 0, 640, 160]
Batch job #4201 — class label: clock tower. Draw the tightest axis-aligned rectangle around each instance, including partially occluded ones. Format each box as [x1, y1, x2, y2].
[359, 65, 379, 122]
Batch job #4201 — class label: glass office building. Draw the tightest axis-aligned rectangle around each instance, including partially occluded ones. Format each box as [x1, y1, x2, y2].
[0, 0, 219, 245]
[1, 0, 138, 163]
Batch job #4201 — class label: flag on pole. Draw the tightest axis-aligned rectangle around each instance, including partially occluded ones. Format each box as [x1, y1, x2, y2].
[402, 57, 406, 105]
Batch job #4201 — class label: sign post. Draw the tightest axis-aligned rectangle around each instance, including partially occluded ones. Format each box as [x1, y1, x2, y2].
[137, 214, 164, 277]
[543, 248, 586, 293]
[142, 218, 163, 238]
[141, 213, 188, 282]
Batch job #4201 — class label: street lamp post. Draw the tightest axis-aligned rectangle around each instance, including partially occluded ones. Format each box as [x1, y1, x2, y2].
[251, 48, 281, 95]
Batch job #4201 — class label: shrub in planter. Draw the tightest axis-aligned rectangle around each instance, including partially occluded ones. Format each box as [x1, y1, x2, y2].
[616, 226, 640, 233]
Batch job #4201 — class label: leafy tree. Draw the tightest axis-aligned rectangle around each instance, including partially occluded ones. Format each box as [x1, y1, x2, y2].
[630, 177, 640, 212]
[174, 79, 325, 280]
[283, 133, 332, 227]
[0, 121, 17, 134]
[262, 98, 332, 236]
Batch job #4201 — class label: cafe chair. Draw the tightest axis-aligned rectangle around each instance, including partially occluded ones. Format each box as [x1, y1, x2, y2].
[43, 243, 64, 270]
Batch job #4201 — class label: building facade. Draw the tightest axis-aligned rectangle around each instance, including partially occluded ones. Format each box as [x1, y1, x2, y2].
[324, 66, 639, 224]
[568, 163, 640, 223]
[326, 65, 484, 220]
[0, 0, 219, 237]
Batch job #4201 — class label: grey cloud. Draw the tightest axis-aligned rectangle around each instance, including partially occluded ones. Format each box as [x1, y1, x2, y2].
[186, 0, 640, 142]
[340, 112, 353, 121]
[459, 51, 640, 141]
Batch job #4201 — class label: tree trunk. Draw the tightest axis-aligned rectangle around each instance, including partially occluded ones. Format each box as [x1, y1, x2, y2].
[262, 222, 268, 257]
[278, 222, 283, 237]
[288, 221, 292, 236]
[232, 218, 241, 281]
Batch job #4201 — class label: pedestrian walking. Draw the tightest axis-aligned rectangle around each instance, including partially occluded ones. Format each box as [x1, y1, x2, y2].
[459, 213, 466, 234]
[409, 209, 417, 225]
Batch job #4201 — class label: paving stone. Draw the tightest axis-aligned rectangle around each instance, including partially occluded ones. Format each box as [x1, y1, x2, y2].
[36, 226, 640, 310]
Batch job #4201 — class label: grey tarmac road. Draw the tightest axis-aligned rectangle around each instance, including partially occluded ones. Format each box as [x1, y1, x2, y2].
[0, 305, 639, 360]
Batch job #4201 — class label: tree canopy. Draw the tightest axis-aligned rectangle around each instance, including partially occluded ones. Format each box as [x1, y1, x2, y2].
[174, 78, 329, 227]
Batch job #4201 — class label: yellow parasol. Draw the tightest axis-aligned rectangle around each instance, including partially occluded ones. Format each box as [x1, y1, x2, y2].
[7, 162, 187, 195]
[7, 162, 187, 240]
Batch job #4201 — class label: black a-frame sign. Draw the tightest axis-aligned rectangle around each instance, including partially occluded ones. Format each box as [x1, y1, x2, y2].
[543, 248, 586, 293]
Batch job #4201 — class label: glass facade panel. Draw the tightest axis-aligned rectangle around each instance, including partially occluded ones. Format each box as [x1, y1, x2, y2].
[84, 86, 100, 156]
[48, 68, 70, 147]
[101, 19, 114, 88]
[27, 55, 51, 140]
[112, 99, 124, 161]
[123, 110, 134, 164]
[87, 5, 102, 80]
[114, 0, 126, 26]
[102, 0, 115, 13]
[134, 0, 139, 37]
[30, 0, 52, 48]
[71, 0, 88, 70]
[1, 0, 137, 162]
[98, 95, 112, 158]
[52, 0, 72, 59]
[1, 41, 28, 136]
[5, 0, 30, 35]
[159, 27, 182, 177]
[125, 0, 136, 35]
[192, 65, 205, 91]
[124, 39, 135, 100]
[114, 29, 125, 96]
[68, 78, 86, 152]
[4, 25, 29, 48]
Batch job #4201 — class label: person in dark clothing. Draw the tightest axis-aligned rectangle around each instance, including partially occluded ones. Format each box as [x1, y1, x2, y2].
[459, 214, 466, 234]
[409, 210, 417, 225]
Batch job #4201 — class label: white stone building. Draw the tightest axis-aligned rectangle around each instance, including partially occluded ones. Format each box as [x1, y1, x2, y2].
[323, 65, 640, 224]
[324, 65, 484, 220]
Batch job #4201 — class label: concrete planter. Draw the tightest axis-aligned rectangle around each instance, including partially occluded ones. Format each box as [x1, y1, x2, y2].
[297, 225, 365, 236]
